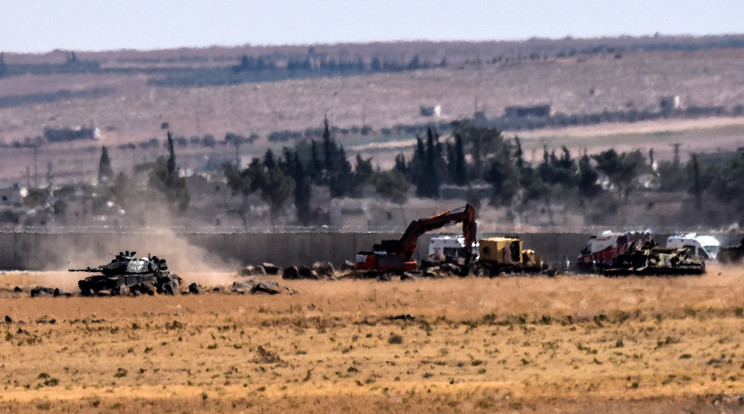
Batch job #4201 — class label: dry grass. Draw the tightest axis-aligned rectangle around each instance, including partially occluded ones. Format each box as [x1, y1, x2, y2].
[2, 48, 744, 184]
[1, 265, 744, 412]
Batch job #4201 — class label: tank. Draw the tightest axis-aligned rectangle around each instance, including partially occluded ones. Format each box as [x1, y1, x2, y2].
[70, 250, 182, 296]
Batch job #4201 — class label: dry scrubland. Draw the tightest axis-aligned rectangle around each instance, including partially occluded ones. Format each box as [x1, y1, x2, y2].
[2, 49, 744, 184]
[1, 267, 744, 412]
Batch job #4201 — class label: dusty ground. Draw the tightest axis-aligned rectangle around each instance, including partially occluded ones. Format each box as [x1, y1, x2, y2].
[1, 266, 744, 412]
[2, 47, 744, 185]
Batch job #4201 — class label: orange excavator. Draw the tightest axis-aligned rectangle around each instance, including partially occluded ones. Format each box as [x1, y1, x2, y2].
[355, 204, 476, 273]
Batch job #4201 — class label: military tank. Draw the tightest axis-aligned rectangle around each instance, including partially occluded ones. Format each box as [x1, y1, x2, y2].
[70, 250, 182, 296]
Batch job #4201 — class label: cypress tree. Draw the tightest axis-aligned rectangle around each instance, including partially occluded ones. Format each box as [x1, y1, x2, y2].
[310, 140, 322, 184]
[263, 149, 277, 170]
[293, 152, 312, 225]
[453, 134, 467, 185]
[423, 129, 440, 198]
[329, 146, 352, 198]
[322, 116, 333, 183]
[98, 146, 114, 184]
[394, 153, 407, 175]
[166, 132, 176, 175]
[411, 137, 427, 197]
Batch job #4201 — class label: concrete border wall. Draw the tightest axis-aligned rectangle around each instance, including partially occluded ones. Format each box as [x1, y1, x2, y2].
[0, 231, 740, 271]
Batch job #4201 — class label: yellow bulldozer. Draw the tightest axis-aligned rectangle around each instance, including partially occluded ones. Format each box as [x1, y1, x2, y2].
[478, 235, 555, 276]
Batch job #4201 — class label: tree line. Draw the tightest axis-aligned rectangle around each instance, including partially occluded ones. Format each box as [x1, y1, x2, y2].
[33, 118, 743, 229]
[216, 118, 744, 227]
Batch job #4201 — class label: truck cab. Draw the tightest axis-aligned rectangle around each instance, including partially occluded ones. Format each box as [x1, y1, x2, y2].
[427, 234, 479, 261]
[665, 234, 720, 261]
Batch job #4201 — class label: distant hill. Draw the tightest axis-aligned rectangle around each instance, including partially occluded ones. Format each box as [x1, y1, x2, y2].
[0, 34, 744, 185]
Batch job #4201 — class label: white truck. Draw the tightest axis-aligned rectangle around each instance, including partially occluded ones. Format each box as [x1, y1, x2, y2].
[427, 234, 478, 261]
[665, 233, 720, 261]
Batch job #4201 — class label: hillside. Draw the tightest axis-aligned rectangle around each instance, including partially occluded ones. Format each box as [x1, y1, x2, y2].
[0, 35, 743, 185]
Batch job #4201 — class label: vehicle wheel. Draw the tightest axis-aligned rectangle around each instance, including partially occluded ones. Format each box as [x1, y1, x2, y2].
[116, 285, 129, 296]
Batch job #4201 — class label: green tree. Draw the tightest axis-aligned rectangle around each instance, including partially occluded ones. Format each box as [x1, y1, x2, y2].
[445, 134, 468, 186]
[98, 146, 114, 184]
[577, 154, 602, 202]
[657, 160, 687, 192]
[316, 116, 353, 198]
[484, 145, 520, 205]
[328, 146, 352, 198]
[592, 149, 646, 199]
[106, 172, 137, 210]
[148, 156, 190, 212]
[371, 170, 410, 205]
[148, 133, 189, 212]
[223, 161, 256, 228]
[352, 154, 374, 195]
[225, 132, 256, 164]
[309, 140, 322, 184]
[260, 164, 295, 224]
[263, 148, 277, 170]
[451, 120, 506, 180]
[410, 137, 426, 196]
[166, 132, 176, 175]
[292, 152, 312, 225]
[421, 128, 441, 198]
[707, 149, 744, 221]
[538, 146, 577, 189]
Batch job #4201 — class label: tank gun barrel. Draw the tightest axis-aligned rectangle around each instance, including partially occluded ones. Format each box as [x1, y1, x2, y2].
[68, 267, 104, 272]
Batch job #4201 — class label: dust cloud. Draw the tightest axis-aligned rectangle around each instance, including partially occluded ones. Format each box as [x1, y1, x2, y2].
[30, 202, 246, 288]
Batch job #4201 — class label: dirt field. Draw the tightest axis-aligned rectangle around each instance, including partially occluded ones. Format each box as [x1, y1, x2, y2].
[2, 266, 744, 413]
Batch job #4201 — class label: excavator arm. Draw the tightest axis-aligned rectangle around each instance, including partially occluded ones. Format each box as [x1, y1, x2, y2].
[396, 204, 476, 263]
[357, 204, 476, 272]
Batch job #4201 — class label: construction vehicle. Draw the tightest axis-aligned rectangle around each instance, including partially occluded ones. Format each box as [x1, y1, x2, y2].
[577, 231, 705, 276]
[718, 238, 744, 265]
[666, 233, 720, 261]
[355, 204, 476, 274]
[477, 235, 554, 275]
[70, 250, 182, 296]
[577, 231, 652, 273]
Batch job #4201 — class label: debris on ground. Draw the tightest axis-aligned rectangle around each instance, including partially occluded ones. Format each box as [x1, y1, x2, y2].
[238, 265, 267, 277]
[282, 265, 327, 280]
[261, 263, 281, 275]
[386, 314, 416, 322]
[230, 280, 297, 295]
[30, 287, 71, 298]
[713, 393, 744, 406]
[312, 261, 335, 278]
[187, 283, 203, 294]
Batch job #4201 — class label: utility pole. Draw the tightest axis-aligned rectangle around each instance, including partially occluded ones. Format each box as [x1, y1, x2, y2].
[32, 144, 38, 187]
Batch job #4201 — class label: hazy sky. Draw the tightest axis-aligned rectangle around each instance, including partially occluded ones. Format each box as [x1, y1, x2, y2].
[2, 0, 743, 53]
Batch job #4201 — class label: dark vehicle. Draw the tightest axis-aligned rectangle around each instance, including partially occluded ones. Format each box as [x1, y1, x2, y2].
[70, 251, 181, 296]
[717, 238, 744, 265]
